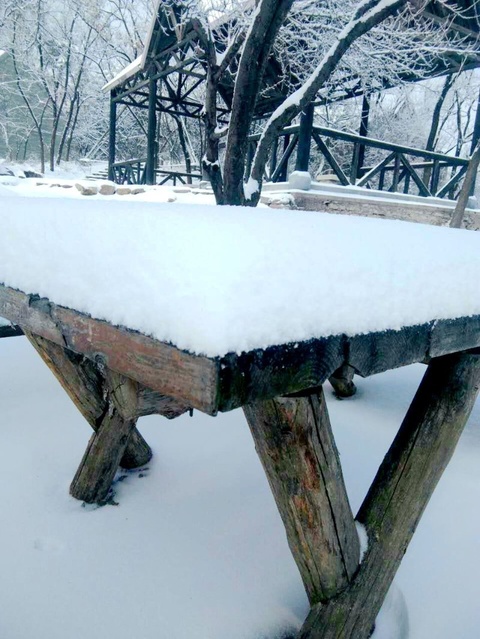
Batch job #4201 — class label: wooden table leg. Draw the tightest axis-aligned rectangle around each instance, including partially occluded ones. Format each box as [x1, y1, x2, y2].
[299, 352, 480, 638]
[70, 369, 139, 503]
[26, 332, 192, 503]
[25, 332, 152, 469]
[244, 388, 360, 605]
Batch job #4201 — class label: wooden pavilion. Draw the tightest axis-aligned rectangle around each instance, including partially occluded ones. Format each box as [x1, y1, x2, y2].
[104, 0, 480, 198]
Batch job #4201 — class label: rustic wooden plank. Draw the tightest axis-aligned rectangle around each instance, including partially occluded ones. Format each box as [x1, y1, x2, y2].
[429, 315, 480, 358]
[137, 386, 191, 418]
[5, 284, 480, 414]
[0, 288, 63, 343]
[347, 323, 432, 377]
[218, 336, 344, 412]
[70, 370, 140, 503]
[299, 352, 480, 638]
[0, 285, 218, 414]
[54, 305, 219, 414]
[244, 389, 359, 605]
[25, 332, 152, 469]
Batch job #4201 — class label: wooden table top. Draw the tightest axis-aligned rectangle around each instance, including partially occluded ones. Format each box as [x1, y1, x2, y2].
[2, 282, 480, 415]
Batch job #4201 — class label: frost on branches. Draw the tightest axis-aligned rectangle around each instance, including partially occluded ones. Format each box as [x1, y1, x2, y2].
[168, 0, 479, 206]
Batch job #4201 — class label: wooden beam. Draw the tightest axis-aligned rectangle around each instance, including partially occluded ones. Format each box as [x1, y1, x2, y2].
[70, 369, 140, 503]
[328, 365, 356, 398]
[356, 93, 370, 179]
[243, 389, 359, 604]
[146, 72, 158, 185]
[0, 286, 218, 414]
[218, 336, 344, 412]
[356, 151, 396, 188]
[312, 132, 350, 186]
[271, 134, 298, 182]
[296, 103, 314, 173]
[25, 332, 152, 470]
[299, 352, 480, 638]
[4, 285, 480, 416]
[108, 92, 117, 182]
[398, 153, 432, 197]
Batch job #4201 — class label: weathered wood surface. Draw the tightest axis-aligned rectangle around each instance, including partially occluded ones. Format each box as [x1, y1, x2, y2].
[0, 285, 218, 413]
[244, 389, 359, 605]
[70, 370, 139, 503]
[3, 284, 480, 414]
[218, 336, 344, 411]
[299, 352, 480, 639]
[328, 365, 356, 398]
[25, 332, 152, 469]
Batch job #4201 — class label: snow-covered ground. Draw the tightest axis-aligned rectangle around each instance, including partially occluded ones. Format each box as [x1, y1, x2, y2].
[0, 175, 479, 638]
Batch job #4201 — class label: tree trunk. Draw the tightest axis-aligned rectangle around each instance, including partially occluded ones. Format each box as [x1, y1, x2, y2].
[423, 74, 455, 186]
[222, 0, 295, 205]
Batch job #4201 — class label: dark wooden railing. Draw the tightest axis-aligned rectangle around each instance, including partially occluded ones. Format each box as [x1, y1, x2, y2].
[110, 158, 201, 186]
[249, 125, 470, 200]
[110, 158, 147, 185]
[110, 127, 470, 199]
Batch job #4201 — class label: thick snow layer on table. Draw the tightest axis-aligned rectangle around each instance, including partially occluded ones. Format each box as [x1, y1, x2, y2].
[1, 193, 480, 357]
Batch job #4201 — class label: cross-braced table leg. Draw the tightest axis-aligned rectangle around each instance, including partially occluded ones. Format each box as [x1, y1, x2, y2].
[245, 352, 480, 638]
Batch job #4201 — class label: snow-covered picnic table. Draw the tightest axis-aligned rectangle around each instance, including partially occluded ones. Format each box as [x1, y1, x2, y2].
[1, 193, 480, 639]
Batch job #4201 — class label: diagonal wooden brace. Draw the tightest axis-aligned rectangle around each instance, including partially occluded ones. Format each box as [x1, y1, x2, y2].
[299, 352, 480, 639]
[25, 332, 152, 469]
[70, 368, 140, 503]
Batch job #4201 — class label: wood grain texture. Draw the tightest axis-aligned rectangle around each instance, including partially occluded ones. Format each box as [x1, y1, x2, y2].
[0, 285, 218, 413]
[218, 336, 344, 412]
[25, 332, 152, 469]
[244, 390, 359, 605]
[137, 386, 191, 418]
[299, 353, 480, 638]
[347, 323, 432, 377]
[3, 284, 480, 413]
[70, 370, 140, 503]
[328, 365, 356, 398]
[430, 316, 480, 358]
